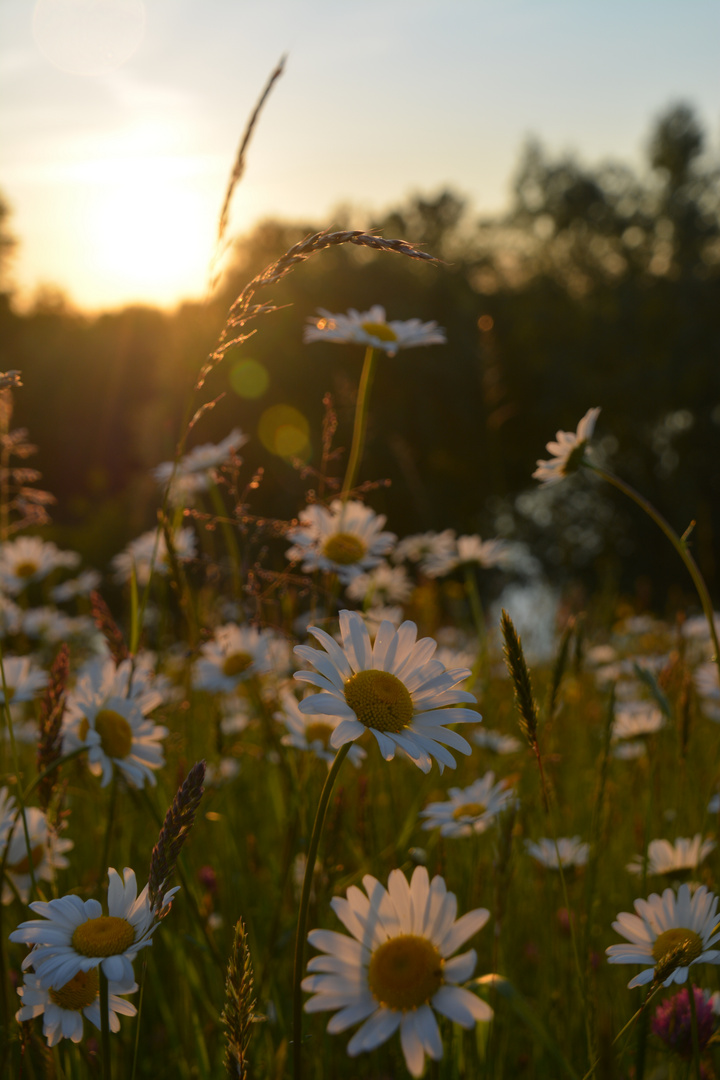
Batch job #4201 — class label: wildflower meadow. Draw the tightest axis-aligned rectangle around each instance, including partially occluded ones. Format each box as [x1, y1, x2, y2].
[2, 69, 720, 1080]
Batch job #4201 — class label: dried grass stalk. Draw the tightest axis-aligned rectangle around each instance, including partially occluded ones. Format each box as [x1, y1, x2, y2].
[198, 229, 438, 388]
[90, 591, 130, 665]
[36, 644, 69, 810]
[222, 918, 258, 1079]
[216, 56, 286, 251]
[148, 760, 206, 916]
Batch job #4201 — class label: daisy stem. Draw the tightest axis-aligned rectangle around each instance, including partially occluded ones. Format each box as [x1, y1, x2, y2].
[588, 465, 720, 681]
[99, 772, 119, 883]
[99, 967, 112, 1080]
[341, 346, 378, 498]
[130, 958, 148, 1080]
[464, 566, 488, 683]
[292, 741, 351, 1080]
[687, 978, 703, 1080]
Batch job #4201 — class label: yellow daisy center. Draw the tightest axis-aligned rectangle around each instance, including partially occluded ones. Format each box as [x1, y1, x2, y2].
[452, 801, 486, 820]
[304, 721, 334, 748]
[14, 560, 39, 579]
[94, 709, 133, 760]
[361, 321, 398, 344]
[322, 533, 367, 566]
[344, 670, 414, 734]
[368, 934, 443, 1011]
[72, 915, 135, 957]
[49, 968, 99, 1011]
[222, 651, 254, 678]
[9, 843, 45, 875]
[652, 927, 703, 965]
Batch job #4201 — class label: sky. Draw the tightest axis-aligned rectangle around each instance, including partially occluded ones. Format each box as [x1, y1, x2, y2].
[1, 0, 719, 312]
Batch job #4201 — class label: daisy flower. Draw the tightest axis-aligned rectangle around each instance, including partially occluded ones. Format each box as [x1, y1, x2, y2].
[0, 537, 79, 596]
[627, 836, 716, 878]
[50, 569, 102, 604]
[302, 865, 492, 1078]
[193, 623, 281, 693]
[472, 728, 522, 755]
[153, 428, 248, 506]
[606, 883, 720, 988]
[532, 407, 601, 486]
[345, 561, 412, 605]
[612, 701, 665, 741]
[63, 657, 167, 788]
[526, 837, 589, 870]
[423, 535, 510, 578]
[9, 866, 177, 989]
[0, 655, 48, 705]
[15, 970, 137, 1047]
[111, 527, 197, 586]
[286, 500, 396, 584]
[276, 689, 366, 768]
[304, 305, 446, 358]
[294, 609, 480, 774]
[393, 529, 457, 571]
[419, 772, 516, 838]
[2, 806, 73, 904]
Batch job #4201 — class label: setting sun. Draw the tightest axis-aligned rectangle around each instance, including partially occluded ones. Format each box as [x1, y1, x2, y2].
[82, 156, 215, 308]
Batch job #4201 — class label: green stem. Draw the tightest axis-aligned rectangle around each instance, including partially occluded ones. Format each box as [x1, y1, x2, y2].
[0, 642, 37, 901]
[464, 565, 488, 685]
[99, 772, 119, 883]
[589, 465, 720, 679]
[341, 346, 378, 498]
[99, 967, 112, 1080]
[292, 742, 351, 1080]
[207, 480, 243, 597]
[687, 977, 702, 1080]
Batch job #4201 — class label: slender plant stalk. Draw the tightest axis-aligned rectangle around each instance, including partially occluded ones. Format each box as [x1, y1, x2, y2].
[98, 772, 119, 883]
[0, 642, 37, 901]
[589, 465, 720, 677]
[342, 346, 378, 498]
[130, 959, 147, 1080]
[292, 742, 351, 1080]
[207, 479, 243, 596]
[687, 978, 702, 1080]
[464, 565, 489, 682]
[99, 968, 112, 1080]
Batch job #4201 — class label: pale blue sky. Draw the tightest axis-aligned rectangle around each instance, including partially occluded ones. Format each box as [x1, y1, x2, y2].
[1, 0, 718, 310]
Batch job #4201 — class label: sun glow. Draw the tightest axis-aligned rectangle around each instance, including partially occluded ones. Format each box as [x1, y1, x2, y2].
[80, 155, 216, 308]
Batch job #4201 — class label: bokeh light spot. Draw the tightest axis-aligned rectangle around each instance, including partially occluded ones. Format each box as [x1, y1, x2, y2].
[478, 315, 494, 332]
[258, 405, 310, 462]
[229, 359, 269, 399]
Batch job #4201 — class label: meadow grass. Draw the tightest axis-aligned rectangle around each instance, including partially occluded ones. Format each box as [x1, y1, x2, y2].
[1, 87, 719, 1080]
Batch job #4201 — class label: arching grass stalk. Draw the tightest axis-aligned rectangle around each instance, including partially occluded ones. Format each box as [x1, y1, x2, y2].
[588, 465, 720, 678]
[341, 345, 378, 499]
[292, 742, 351, 1080]
[99, 968, 112, 1080]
